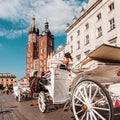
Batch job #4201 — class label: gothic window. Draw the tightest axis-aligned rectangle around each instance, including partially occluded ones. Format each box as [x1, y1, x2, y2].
[41, 48, 44, 53]
[41, 40, 44, 45]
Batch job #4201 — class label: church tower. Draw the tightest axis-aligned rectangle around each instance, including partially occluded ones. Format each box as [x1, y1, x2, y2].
[38, 20, 54, 72]
[26, 15, 39, 79]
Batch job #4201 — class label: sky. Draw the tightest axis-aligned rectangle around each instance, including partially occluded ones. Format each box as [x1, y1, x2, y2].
[0, 0, 87, 80]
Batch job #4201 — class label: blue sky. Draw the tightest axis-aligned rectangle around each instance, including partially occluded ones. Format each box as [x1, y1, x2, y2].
[0, 0, 87, 80]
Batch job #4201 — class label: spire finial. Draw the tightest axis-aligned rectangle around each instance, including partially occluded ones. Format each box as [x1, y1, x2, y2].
[32, 14, 35, 27]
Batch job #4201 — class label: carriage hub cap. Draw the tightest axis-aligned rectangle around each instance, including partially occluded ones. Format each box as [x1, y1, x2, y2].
[81, 104, 92, 111]
[81, 105, 88, 111]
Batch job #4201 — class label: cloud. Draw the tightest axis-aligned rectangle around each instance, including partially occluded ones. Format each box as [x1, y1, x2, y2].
[0, 28, 27, 39]
[0, 0, 87, 36]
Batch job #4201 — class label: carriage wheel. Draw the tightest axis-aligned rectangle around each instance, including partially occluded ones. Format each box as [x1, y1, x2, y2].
[38, 92, 47, 113]
[72, 79, 114, 120]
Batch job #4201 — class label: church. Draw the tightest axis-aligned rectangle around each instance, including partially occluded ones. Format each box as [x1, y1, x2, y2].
[26, 16, 54, 79]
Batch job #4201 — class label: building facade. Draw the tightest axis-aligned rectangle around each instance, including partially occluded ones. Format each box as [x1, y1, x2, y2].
[0, 73, 16, 88]
[50, 0, 120, 67]
[66, 0, 120, 63]
[26, 16, 54, 79]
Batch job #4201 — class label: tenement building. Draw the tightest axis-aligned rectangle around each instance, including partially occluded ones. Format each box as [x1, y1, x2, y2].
[51, 0, 120, 65]
[66, 0, 120, 62]
[0, 73, 16, 88]
[26, 16, 54, 79]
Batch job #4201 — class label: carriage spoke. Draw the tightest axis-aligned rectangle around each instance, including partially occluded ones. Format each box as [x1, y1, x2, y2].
[74, 94, 86, 105]
[92, 106, 110, 111]
[92, 109, 106, 120]
[91, 110, 97, 120]
[92, 97, 106, 105]
[78, 87, 87, 103]
[83, 83, 89, 101]
[86, 112, 90, 120]
[74, 103, 82, 107]
[76, 109, 84, 115]
[89, 82, 92, 100]
[91, 87, 99, 103]
[81, 111, 87, 120]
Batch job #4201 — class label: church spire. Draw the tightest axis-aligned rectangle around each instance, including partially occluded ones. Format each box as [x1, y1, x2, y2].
[32, 15, 35, 28]
[44, 20, 49, 31]
[28, 15, 39, 35]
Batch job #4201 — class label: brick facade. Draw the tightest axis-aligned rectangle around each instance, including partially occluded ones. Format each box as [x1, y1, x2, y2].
[26, 16, 54, 79]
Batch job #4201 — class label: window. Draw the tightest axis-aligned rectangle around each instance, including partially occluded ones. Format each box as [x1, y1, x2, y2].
[109, 18, 115, 30]
[84, 50, 90, 56]
[40, 55, 44, 59]
[85, 23, 89, 30]
[85, 35, 89, 45]
[76, 55, 81, 61]
[77, 40, 80, 49]
[70, 45, 73, 53]
[34, 61, 38, 70]
[109, 3, 114, 11]
[97, 26, 102, 37]
[70, 36, 73, 41]
[41, 48, 44, 53]
[97, 13, 101, 20]
[41, 41, 44, 45]
[32, 35, 34, 40]
[44, 61, 46, 65]
[50, 41, 52, 46]
[77, 30, 80, 36]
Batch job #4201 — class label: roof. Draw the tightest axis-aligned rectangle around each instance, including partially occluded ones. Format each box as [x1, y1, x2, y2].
[0, 73, 16, 78]
[88, 44, 120, 63]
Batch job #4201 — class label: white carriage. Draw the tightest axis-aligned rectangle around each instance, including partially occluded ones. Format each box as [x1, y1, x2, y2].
[38, 44, 120, 120]
[71, 44, 120, 120]
[38, 67, 70, 112]
[13, 81, 31, 102]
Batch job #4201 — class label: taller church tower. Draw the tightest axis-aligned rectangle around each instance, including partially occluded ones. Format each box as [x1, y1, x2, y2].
[26, 15, 39, 79]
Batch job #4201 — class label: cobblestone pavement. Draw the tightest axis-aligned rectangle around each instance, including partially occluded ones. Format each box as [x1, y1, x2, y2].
[0, 93, 73, 120]
[0, 93, 120, 120]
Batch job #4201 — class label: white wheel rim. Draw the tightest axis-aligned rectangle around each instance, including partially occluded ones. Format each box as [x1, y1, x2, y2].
[72, 80, 111, 120]
[38, 93, 46, 112]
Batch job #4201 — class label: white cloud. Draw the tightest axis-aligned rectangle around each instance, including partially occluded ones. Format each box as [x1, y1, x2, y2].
[0, 28, 27, 39]
[0, 0, 87, 36]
